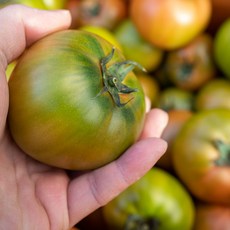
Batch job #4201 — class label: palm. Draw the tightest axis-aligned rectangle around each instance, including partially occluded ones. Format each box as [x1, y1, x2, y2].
[0, 130, 71, 229]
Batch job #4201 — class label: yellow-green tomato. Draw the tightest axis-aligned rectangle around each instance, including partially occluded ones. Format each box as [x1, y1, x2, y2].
[8, 30, 146, 170]
[102, 167, 195, 230]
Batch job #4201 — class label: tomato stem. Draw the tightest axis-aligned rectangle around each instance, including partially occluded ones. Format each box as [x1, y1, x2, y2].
[213, 139, 230, 166]
[124, 214, 161, 230]
[99, 47, 146, 107]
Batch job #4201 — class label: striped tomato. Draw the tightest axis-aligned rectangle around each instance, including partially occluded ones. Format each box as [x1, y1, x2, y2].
[8, 30, 146, 170]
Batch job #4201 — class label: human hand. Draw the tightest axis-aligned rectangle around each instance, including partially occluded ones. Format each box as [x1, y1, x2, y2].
[0, 5, 168, 229]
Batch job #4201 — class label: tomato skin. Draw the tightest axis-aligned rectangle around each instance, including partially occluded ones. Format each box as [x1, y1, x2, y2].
[102, 168, 195, 230]
[172, 109, 230, 204]
[130, 0, 212, 50]
[8, 30, 145, 170]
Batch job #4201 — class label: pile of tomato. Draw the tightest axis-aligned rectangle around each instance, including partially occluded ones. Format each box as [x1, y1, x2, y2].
[3, 0, 230, 229]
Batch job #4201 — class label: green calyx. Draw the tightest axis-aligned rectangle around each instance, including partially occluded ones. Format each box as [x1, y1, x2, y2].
[99, 47, 146, 107]
[213, 139, 230, 166]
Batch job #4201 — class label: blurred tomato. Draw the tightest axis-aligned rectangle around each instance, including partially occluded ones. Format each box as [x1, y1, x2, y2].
[172, 109, 230, 204]
[207, 0, 230, 34]
[156, 87, 194, 111]
[164, 33, 215, 91]
[195, 78, 230, 110]
[157, 109, 193, 171]
[130, 0, 212, 50]
[102, 168, 195, 230]
[214, 18, 230, 78]
[0, 0, 66, 9]
[66, 0, 127, 29]
[6, 61, 17, 81]
[136, 73, 160, 107]
[114, 19, 164, 72]
[193, 202, 230, 230]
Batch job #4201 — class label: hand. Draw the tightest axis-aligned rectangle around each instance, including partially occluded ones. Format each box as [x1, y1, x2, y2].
[0, 5, 168, 230]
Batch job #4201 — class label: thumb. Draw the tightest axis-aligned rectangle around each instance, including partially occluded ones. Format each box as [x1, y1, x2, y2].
[0, 4, 71, 66]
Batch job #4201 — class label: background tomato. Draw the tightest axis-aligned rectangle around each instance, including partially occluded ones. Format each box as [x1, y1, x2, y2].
[157, 109, 193, 171]
[66, 0, 127, 30]
[136, 73, 160, 108]
[102, 167, 195, 230]
[172, 109, 230, 204]
[130, 0, 212, 50]
[163, 33, 216, 91]
[156, 87, 194, 111]
[214, 18, 230, 78]
[8, 30, 146, 170]
[114, 19, 164, 72]
[195, 78, 230, 110]
[0, 0, 67, 9]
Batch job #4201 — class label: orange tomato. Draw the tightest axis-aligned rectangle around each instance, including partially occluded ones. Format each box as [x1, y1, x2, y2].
[130, 0, 212, 50]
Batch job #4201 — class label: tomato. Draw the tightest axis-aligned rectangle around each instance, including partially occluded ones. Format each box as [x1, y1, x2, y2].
[193, 202, 230, 230]
[66, 0, 127, 30]
[156, 87, 194, 112]
[163, 33, 216, 91]
[157, 110, 193, 171]
[5, 61, 17, 81]
[214, 18, 230, 78]
[130, 0, 212, 50]
[102, 167, 195, 230]
[114, 19, 164, 72]
[136, 73, 160, 107]
[195, 78, 230, 110]
[8, 30, 146, 170]
[1, 0, 66, 9]
[172, 109, 230, 204]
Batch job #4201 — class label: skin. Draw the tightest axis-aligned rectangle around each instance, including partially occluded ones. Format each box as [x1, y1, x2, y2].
[0, 4, 168, 230]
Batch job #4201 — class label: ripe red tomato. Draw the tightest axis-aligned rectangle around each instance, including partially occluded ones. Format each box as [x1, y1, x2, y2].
[130, 0, 212, 50]
[8, 30, 146, 170]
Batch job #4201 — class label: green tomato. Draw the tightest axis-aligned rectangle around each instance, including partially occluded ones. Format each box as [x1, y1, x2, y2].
[114, 19, 164, 72]
[1, 0, 66, 10]
[156, 87, 194, 112]
[214, 19, 230, 78]
[8, 30, 146, 170]
[102, 167, 195, 230]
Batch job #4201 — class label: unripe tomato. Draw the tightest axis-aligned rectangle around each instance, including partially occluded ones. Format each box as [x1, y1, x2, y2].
[102, 168, 195, 230]
[8, 30, 146, 170]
